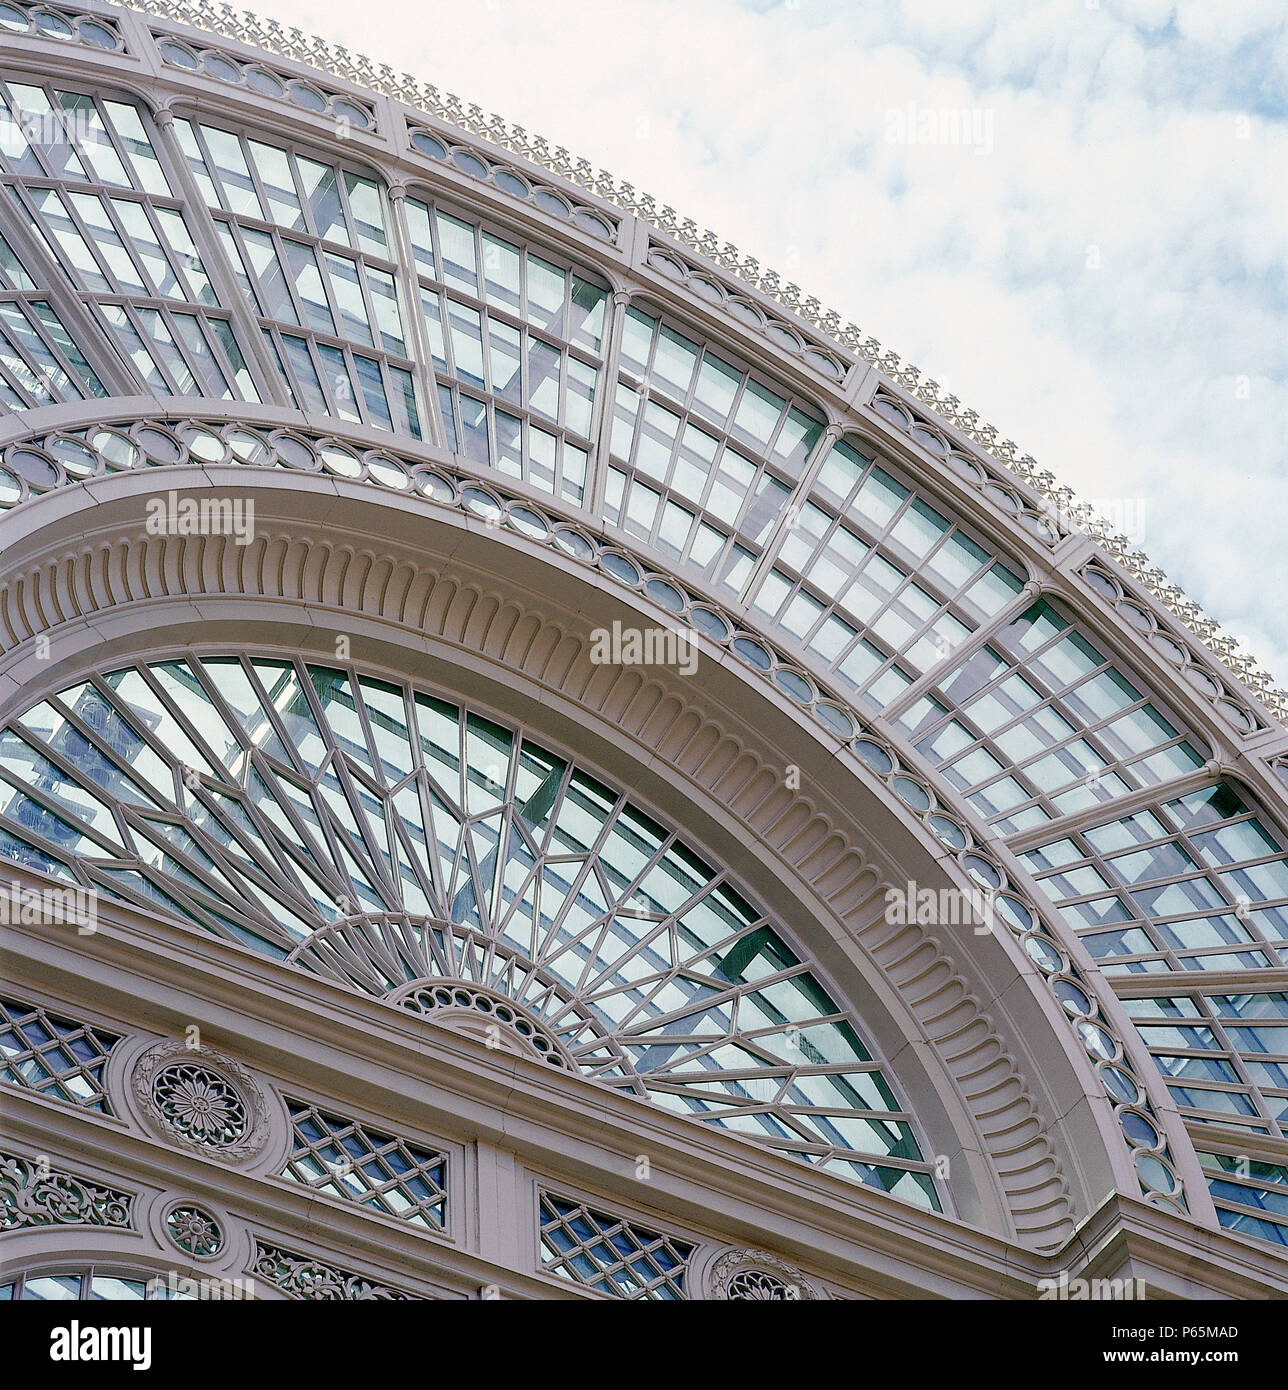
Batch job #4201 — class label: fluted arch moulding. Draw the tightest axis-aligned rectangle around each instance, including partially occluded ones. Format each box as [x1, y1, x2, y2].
[0, 469, 1214, 1247]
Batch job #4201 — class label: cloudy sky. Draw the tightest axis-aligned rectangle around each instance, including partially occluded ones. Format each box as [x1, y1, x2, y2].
[264, 0, 1286, 687]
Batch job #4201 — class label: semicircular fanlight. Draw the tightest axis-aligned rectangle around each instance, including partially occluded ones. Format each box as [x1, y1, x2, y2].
[0, 654, 939, 1209]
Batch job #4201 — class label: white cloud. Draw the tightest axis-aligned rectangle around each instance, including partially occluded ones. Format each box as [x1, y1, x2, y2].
[248, 0, 1286, 686]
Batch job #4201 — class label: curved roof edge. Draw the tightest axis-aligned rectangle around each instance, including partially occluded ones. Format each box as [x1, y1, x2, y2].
[64, 0, 1288, 722]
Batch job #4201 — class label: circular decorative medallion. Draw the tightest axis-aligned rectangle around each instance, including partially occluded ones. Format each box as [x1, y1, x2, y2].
[152, 1064, 248, 1146]
[706, 1248, 822, 1301]
[165, 1204, 224, 1257]
[725, 1269, 797, 1300]
[131, 1041, 272, 1163]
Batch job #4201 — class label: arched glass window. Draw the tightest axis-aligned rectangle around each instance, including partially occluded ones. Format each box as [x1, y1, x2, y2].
[898, 597, 1209, 835]
[605, 304, 823, 593]
[1022, 781, 1288, 976]
[749, 436, 1025, 709]
[0, 655, 939, 1208]
[401, 192, 608, 503]
[1, 1267, 197, 1300]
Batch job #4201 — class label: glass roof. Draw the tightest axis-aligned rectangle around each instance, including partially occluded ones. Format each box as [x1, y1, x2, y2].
[1, 33, 1286, 1243]
[896, 598, 1210, 835]
[2, 76, 261, 403]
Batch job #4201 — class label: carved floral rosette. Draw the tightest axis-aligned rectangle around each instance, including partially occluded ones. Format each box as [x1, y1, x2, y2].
[130, 1040, 273, 1163]
[705, 1248, 823, 1301]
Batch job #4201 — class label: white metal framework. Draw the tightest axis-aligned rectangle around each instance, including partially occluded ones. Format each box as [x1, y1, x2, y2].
[0, 0, 1286, 1300]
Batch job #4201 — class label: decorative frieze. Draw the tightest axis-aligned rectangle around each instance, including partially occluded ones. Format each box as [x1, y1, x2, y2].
[407, 121, 617, 244]
[1079, 557, 1267, 736]
[153, 30, 376, 130]
[0, 1151, 132, 1230]
[251, 1241, 415, 1300]
[0, 1, 122, 51]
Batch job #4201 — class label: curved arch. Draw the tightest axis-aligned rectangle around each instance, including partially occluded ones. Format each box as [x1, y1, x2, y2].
[0, 431, 1247, 1226]
[2, 9, 1286, 1287]
[0, 469, 1175, 1248]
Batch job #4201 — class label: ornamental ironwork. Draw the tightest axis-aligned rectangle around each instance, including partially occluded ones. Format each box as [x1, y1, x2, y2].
[0, 1151, 132, 1230]
[251, 1241, 414, 1300]
[164, 1202, 225, 1256]
[280, 1101, 448, 1230]
[538, 1191, 694, 1300]
[0, 995, 118, 1113]
[152, 1064, 248, 1146]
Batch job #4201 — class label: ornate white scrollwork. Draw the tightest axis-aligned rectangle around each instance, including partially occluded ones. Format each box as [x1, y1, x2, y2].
[0, 1152, 133, 1231]
[251, 1242, 414, 1300]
